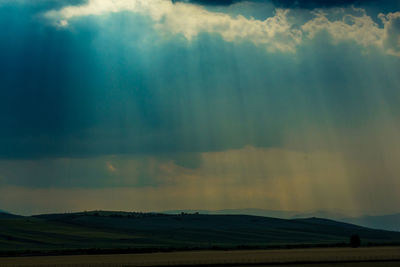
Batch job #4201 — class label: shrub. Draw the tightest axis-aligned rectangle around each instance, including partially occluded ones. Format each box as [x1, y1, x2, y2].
[350, 234, 361, 248]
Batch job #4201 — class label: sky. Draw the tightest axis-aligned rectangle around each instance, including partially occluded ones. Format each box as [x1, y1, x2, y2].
[0, 0, 400, 216]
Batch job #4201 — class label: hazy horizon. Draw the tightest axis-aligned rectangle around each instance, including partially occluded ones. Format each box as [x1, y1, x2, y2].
[1, 0, 400, 216]
[0, 207, 368, 217]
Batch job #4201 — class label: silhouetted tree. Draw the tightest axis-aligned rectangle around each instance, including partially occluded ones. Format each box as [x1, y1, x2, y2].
[350, 234, 361, 248]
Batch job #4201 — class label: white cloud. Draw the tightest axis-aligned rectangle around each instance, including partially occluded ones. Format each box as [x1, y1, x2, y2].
[379, 12, 400, 56]
[44, 0, 302, 52]
[302, 9, 384, 48]
[44, 0, 400, 55]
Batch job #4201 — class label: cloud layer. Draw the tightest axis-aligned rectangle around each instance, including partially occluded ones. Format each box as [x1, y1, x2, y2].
[45, 0, 400, 55]
[1, 0, 400, 215]
[2, 145, 400, 215]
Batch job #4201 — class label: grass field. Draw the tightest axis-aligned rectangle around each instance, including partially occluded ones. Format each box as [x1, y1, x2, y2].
[2, 212, 400, 253]
[0, 247, 399, 266]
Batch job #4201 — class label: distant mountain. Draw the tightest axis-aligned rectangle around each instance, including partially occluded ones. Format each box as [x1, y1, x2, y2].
[292, 210, 349, 220]
[1, 211, 400, 253]
[339, 214, 400, 232]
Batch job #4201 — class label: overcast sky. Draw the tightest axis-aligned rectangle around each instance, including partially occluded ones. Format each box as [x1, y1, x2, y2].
[1, 0, 400, 215]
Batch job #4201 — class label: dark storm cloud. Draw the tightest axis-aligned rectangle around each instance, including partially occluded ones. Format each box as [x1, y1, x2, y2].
[270, 0, 385, 9]
[0, 2, 283, 159]
[0, 2, 101, 159]
[174, 0, 400, 9]
[1, 0, 400, 215]
[172, 0, 236, 5]
[1, 1, 400, 161]
[0, 0, 87, 14]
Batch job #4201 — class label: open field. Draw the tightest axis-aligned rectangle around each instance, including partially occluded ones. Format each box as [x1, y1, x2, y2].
[2, 212, 400, 253]
[2, 212, 400, 266]
[1, 247, 399, 267]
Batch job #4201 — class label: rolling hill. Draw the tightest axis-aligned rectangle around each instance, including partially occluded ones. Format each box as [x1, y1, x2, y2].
[162, 209, 400, 232]
[1, 211, 400, 254]
[0, 210, 20, 219]
[162, 209, 298, 219]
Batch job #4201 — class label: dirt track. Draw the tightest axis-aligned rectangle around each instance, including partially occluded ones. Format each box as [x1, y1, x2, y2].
[1, 246, 400, 266]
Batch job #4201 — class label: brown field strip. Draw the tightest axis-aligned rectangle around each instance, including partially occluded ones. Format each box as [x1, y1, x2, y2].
[0, 247, 399, 267]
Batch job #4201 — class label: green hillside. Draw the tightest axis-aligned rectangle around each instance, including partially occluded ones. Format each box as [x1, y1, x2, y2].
[1, 211, 400, 254]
